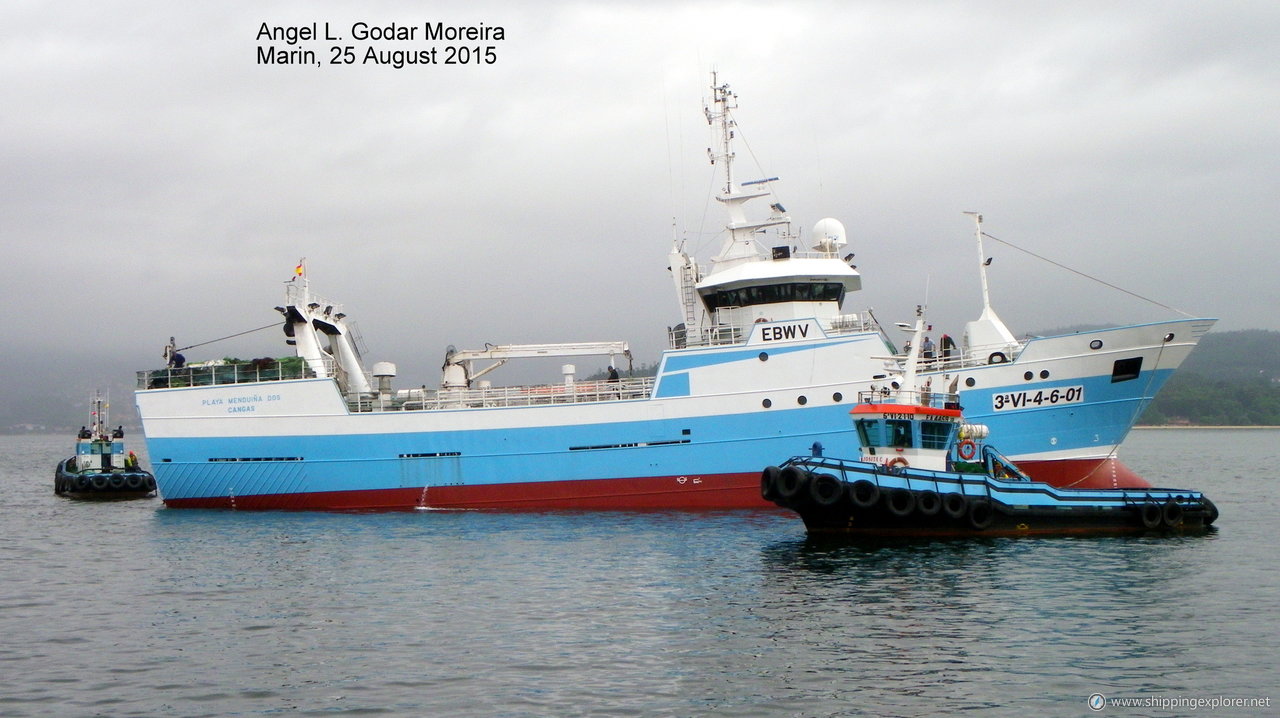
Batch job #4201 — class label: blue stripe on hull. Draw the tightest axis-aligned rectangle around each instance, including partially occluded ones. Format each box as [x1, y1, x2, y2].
[149, 404, 863, 501]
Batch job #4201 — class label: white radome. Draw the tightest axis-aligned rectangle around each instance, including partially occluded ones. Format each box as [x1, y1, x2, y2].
[812, 217, 847, 251]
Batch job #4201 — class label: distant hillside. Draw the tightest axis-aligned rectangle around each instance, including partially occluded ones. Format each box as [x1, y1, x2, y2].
[1140, 329, 1280, 425]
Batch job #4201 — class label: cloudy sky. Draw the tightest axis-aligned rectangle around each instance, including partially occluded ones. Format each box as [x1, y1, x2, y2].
[4, 0, 1277, 402]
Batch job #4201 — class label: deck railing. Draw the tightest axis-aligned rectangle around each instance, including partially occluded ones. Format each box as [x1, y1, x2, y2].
[138, 363, 657, 412]
[363, 377, 657, 412]
[137, 358, 322, 389]
[855, 389, 962, 411]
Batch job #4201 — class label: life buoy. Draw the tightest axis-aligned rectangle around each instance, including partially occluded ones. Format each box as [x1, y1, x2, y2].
[850, 479, 880, 508]
[956, 439, 978, 461]
[760, 466, 782, 501]
[988, 352, 1007, 364]
[885, 457, 909, 472]
[809, 474, 845, 507]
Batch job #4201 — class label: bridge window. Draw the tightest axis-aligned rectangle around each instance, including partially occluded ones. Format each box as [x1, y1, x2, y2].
[855, 419, 883, 448]
[888, 420, 913, 448]
[920, 421, 954, 450]
[701, 282, 846, 311]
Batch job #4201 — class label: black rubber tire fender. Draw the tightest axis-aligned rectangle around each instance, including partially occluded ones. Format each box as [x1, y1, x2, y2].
[760, 466, 782, 501]
[777, 466, 810, 501]
[967, 499, 995, 530]
[809, 473, 845, 507]
[885, 487, 916, 517]
[942, 492, 967, 519]
[915, 489, 942, 516]
[1139, 502, 1162, 529]
[1200, 497, 1219, 526]
[849, 479, 880, 509]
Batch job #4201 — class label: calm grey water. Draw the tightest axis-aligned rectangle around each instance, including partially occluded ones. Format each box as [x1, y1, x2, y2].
[2, 430, 1277, 717]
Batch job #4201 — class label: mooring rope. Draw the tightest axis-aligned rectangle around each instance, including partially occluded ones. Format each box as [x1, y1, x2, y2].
[981, 231, 1195, 318]
[177, 322, 280, 352]
[1060, 336, 1169, 489]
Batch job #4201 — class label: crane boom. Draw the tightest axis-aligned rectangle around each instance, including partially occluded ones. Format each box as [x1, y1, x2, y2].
[441, 341, 633, 389]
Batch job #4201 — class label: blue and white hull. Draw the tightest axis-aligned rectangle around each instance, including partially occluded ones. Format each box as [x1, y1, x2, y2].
[136, 317, 1210, 510]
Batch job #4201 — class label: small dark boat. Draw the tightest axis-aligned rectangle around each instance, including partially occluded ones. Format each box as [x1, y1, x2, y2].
[762, 309, 1218, 537]
[55, 392, 156, 500]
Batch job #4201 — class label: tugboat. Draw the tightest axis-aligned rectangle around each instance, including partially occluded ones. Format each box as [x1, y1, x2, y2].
[55, 392, 156, 500]
[761, 308, 1218, 536]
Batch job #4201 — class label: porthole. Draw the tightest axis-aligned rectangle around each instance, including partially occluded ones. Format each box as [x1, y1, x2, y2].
[965, 377, 976, 388]
[1089, 339, 1103, 350]
[758, 352, 769, 361]
[762, 398, 772, 408]
[1039, 370, 1049, 379]
[832, 392, 843, 402]
[1023, 371, 1033, 381]
[797, 396, 808, 405]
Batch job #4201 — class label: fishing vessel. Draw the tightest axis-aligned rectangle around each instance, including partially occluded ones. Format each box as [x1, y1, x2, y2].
[134, 74, 1213, 510]
[55, 392, 156, 499]
[761, 309, 1218, 536]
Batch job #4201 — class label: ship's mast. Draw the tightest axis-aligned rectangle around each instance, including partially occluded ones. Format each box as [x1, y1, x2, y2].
[706, 72, 737, 196]
[966, 212, 994, 317]
[898, 306, 927, 397]
[705, 73, 789, 268]
[961, 211, 1018, 356]
[89, 391, 107, 439]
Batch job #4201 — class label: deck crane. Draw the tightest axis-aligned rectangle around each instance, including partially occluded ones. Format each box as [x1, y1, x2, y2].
[441, 341, 633, 389]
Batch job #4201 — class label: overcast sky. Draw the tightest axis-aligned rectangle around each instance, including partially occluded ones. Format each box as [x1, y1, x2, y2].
[4, 0, 1277, 399]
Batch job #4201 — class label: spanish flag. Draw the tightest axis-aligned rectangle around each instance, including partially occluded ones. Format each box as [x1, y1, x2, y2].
[294, 259, 305, 277]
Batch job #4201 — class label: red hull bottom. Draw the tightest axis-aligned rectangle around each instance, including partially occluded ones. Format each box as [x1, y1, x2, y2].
[161, 457, 1150, 511]
[163, 472, 775, 511]
[1014, 457, 1151, 490]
